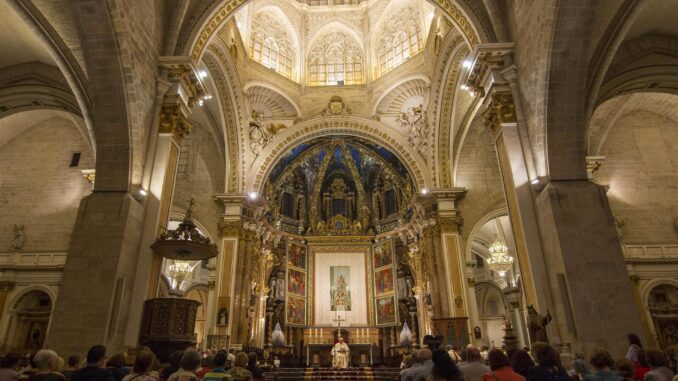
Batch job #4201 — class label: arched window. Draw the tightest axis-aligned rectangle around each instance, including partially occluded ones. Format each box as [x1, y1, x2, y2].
[377, 4, 423, 76]
[249, 13, 295, 79]
[308, 30, 364, 86]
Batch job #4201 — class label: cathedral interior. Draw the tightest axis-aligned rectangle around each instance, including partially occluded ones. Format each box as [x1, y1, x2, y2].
[1, 0, 678, 368]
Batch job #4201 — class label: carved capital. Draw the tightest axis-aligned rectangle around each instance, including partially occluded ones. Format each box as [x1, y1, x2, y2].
[586, 156, 606, 180]
[159, 104, 192, 140]
[0, 281, 16, 292]
[207, 280, 216, 290]
[219, 219, 243, 237]
[462, 43, 514, 96]
[482, 91, 516, 133]
[159, 56, 207, 107]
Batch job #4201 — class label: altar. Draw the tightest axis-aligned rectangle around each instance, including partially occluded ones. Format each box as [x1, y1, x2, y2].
[304, 327, 377, 367]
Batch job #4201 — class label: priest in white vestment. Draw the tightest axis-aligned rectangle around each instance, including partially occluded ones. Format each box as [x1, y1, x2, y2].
[331, 337, 350, 368]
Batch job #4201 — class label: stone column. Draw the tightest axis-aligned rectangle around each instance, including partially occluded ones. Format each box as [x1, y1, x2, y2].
[463, 44, 558, 343]
[503, 286, 528, 348]
[0, 281, 16, 321]
[124, 57, 206, 347]
[45, 191, 146, 355]
[534, 180, 646, 354]
[464, 44, 645, 354]
[432, 189, 468, 318]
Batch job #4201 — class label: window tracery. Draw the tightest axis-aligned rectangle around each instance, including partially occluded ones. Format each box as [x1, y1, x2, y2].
[308, 30, 364, 86]
[249, 13, 295, 79]
[377, 4, 423, 76]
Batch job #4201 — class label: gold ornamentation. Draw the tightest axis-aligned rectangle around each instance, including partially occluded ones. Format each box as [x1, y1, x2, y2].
[159, 105, 192, 139]
[322, 96, 351, 116]
[482, 91, 515, 133]
[249, 118, 428, 193]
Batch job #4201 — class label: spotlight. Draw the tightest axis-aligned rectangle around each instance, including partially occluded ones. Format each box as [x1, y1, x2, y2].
[248, 191, 258, 200]
[198, 70, 208, 79]
[428, 12, 434, 19]
[463, 60, 472, 69]
[531, 178, 540, 185]
[461, 85, 468, 91]
[140, 189, 148, 196]
[420, 188, 429, 195]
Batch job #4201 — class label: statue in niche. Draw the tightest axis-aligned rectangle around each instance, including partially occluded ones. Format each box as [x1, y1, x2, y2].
[527, 305, 552, 344]
[249, 109, 268, 155]
[397, 270, 414, 300]
[397, 105, 428, 157]
[229, 37, 238, 60]
[11, 224, 25, 251]
[269, 270, 286, 302]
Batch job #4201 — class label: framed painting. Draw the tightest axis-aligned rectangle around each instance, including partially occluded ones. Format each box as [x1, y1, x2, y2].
[330, 266, 352, 311]
[373, 239, 394, 270]
[375, 295, 397, 326]
[287, 241, 307, 270]
[286, 296, 306, 326]
[374, 267, 395, 296]
[287, 268, 306, 297]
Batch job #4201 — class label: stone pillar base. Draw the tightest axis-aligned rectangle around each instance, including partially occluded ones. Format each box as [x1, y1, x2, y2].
[534, 180, 645, 354]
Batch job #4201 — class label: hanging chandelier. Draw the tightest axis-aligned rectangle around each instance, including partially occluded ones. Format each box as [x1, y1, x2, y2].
[168, 260, 193, 291]
[151, 199, 218, 261]
[487, 238, 514, 276]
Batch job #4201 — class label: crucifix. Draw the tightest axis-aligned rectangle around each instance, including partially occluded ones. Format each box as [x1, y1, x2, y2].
[333, 311, 346, 338]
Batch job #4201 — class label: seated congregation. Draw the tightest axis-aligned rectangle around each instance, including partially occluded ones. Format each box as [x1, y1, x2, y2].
[1, 334, 678, 381]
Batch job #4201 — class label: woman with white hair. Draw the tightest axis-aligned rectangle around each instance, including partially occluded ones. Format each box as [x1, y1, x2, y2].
[27, 349, 66, 381]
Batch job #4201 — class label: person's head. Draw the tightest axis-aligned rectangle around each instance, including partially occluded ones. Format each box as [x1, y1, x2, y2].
[107, 353, 126, 369]
[481, 345, 489, 351]
[403, 355, 413, 368]
[67, 354, 81, 370]
[636, 349, 649, 368]
[445, 345, 452, 351]
[247, 352, 258, 368]
[615, 358, 634, 379]
[0, 353, 21, 370]
[202, 355, 215, 369]
[234, 352, 248, 368]
[589, 348, 613, 371]
[430, 349, 463, 381]
[133, 351, 156, 374]
[466, 347, 481, 362]
[214, 352, 227, 368]
[627, 333, 642, 348]
[168, 350, 183, 368]
[532, 342, 560, 368]
[338, 337, 344, 343]
[419, 349, 432, 363]
[180, 350, 203, 372]
[33, 349, 59, 371]
[86, 345, 107, 367]
[645, 349, 667, 369]
[510, 349, 535, 376]
[488, 349, 510, 371]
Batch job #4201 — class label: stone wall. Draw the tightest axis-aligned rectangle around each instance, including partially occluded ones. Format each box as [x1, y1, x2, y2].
[0, 114, 93, 251]
[455, 119, 506, 246]
[596, 109, 678, 244]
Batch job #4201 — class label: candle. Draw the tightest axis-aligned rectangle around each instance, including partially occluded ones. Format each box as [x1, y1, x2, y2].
[320, 328, 323, 339]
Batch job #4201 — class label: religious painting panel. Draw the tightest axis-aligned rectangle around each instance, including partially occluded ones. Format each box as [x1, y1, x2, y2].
[287, 269, 306, 297]
[330, 266, 351, 311]
[287, 241, 307, 269]
[375, 295, 397, 326]
[374, 267, 395, 296]
[216, 297, 229, 326]
[373, 240, 394, 269]
[372, 239, 398, 326]
[286, 296, 307, 326]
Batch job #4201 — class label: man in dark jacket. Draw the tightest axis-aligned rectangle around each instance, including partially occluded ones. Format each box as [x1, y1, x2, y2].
[70, 345, 114, 381]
